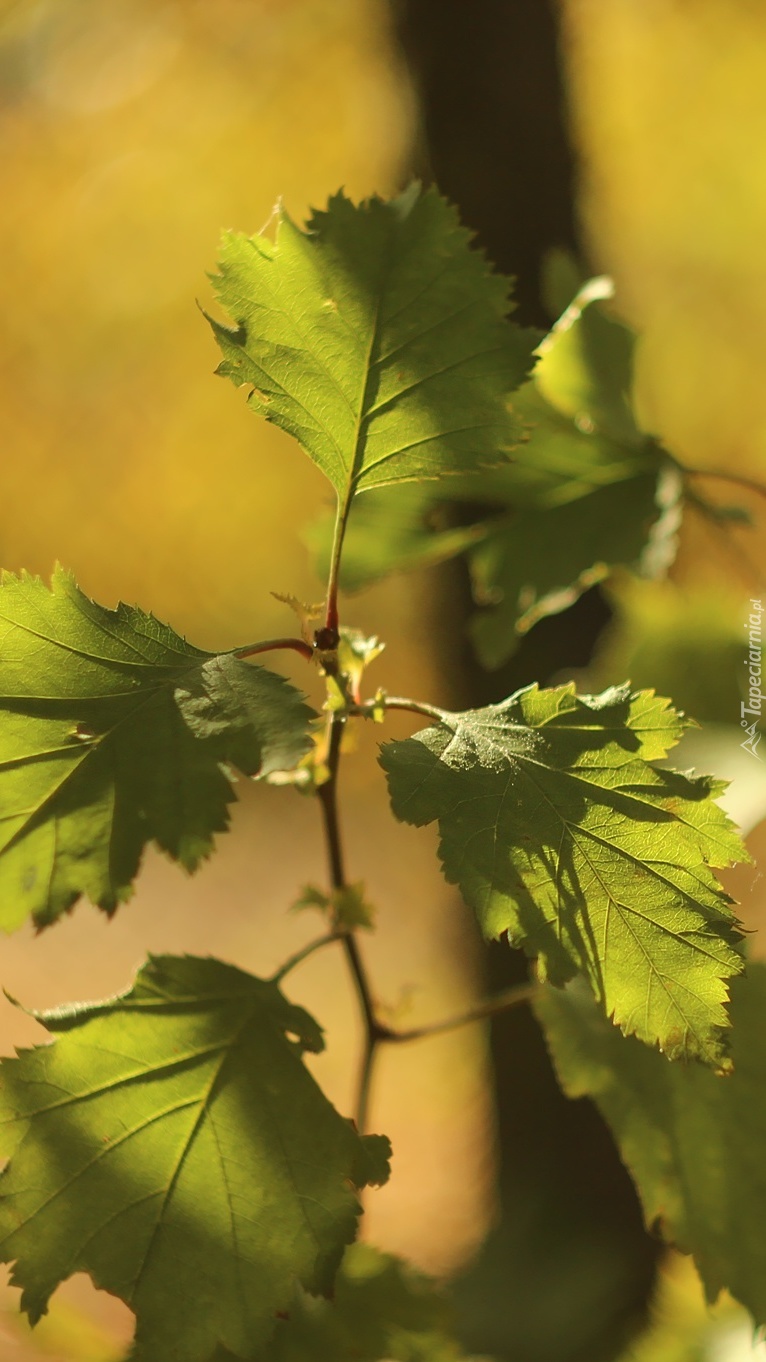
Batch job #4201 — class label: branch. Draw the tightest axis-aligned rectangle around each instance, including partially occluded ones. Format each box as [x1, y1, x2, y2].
[316, 710, 387, 1132]
[382, 980, 539, 1044]
[687, 494, 764, 586]
[271, 930, 342, 983]
[680, 465, 766, 501]
[233, 637, 314, 662]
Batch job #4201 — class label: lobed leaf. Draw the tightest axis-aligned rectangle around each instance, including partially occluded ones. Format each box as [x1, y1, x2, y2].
[246, 1243, 469, 1361]
[303, 280, 678, 663]
[208, 185, 537, 505]
[0, 955, 390, 1362]
[534, 965, 766, 1329]
[381, 683, 746, 1066]
[0, 568, 315, 929]
[465, 278, 681, 665]
[468, 468, 675, 668]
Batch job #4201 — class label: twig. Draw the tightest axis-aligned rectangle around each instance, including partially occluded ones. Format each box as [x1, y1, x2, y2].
[234, 637, 314, 662]
[382, 981, 539, 1044]
[382, 696, 448, 723]
[271, 931, 342, 984]
[686, 495, 765, 588]
[680, 465, 766, 501]
[313, 689, 533, 1128]
[316, 710, 389, 1133]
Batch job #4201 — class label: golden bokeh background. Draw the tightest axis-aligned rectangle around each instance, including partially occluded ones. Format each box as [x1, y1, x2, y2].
[0, 3, 492, 1356]
[1, 1, 766, 1357]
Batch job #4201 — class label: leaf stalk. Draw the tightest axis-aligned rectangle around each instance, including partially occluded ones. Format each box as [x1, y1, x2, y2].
[348, 695, 448, 724]
[382, 981, 539, 1044]
[271, 931, 344, 983]
[325, 493, 353, 635]
[234, 637, 314, 662]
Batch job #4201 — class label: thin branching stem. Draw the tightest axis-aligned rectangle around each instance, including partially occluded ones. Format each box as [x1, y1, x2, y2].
[313, 678, 535, 1130]
[680, 465, 766, 501]
[316, 709, 388, 1133]
[271, 931, 342, 983]
[234, 637, 314, 662]
[687, 494, 764, 587]
[347, 695, 448, 724]
[382, 981, 539, 1044]
[382, 696, 448, 723]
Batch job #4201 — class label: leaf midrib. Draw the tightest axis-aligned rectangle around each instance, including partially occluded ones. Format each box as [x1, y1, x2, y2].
[0, 599, 204, 672]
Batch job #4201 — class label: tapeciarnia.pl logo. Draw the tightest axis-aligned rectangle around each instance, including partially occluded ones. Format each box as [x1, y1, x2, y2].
[741, 598, 764, 759]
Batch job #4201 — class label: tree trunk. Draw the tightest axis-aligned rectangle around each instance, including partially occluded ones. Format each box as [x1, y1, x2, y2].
[389, 4, 660, 1359]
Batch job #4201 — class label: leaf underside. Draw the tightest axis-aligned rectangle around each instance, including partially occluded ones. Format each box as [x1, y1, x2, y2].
[209, 185, 537, 505]
[0, 955, 390, 1362]
[535, 964, 766, 1330]
[381, 682, 746, 1066]
[0, 568, 315, 930]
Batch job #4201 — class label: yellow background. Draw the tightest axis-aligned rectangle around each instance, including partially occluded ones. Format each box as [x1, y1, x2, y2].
[1, 1, 766, 1356]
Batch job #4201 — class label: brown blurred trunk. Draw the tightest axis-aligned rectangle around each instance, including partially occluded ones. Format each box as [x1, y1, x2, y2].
[388, 4, 660, 1360]
[391, 0, 577, 326]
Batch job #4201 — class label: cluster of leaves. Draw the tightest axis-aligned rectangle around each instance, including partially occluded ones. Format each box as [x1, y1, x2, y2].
[0, 185, 760, 1361]
[308, 273, 683, 668]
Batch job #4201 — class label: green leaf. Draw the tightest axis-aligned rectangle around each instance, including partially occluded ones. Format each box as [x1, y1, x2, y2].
[468, 468, 677, 668]
[248, 1243, 469, 1361]
[588, 578, 754, 727]
[464, 279, 680, 666]
[0, 568, 316, 929]
[302, 279, 679, 666]
[0, 955, 390, 1362]
[292, 882, 376, 931]
[489, 277, 665, 500]
[530, 275, 646, 448]
[380, 683, 746, 1066]
[208, 185, 537, 505]
[304, 485, 487, 593]
[336, 627, 385, 700]
[534, 964, 766, 1330]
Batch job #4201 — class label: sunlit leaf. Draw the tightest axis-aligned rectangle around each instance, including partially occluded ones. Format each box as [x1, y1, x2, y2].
[465, 281, 680, 664]
[535, 964, 766, 1329]
[0, 956, 390, 1362]
[0, 568, 315, 929]
[252, 1243, 469, 1361]
[208, 186, 537, 508]
[381, 683, 746, 1065]
[301, 279, 678, 666]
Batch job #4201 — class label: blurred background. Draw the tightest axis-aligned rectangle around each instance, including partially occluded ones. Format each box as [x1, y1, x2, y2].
[0, 1, 765, 1358]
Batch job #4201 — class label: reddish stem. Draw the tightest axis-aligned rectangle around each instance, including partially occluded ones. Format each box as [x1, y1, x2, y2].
[234, 637, 314, 662]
